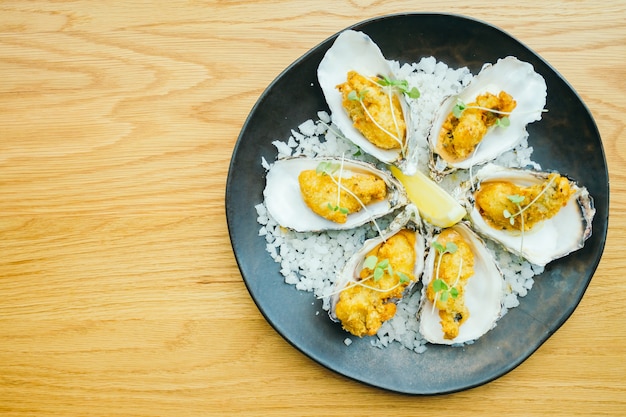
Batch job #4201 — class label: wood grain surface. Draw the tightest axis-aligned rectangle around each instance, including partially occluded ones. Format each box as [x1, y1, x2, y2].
[1, 1, 625, 416]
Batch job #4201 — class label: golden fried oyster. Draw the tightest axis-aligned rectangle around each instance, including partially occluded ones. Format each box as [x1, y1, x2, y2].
[334, 229, 416, 337]
[298, 167, 386, 224]
[337, 71, 406, 150]
[474, 173, 575, 232]
[426, 228, 474, 340]
[437, 91, 516, 162]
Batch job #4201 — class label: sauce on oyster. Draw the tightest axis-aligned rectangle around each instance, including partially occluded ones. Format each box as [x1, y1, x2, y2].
[426, 229, 475, 340]
[337, 70, 406, 151]
[297, 163, 387, 224]
[474, 173, 574, 232]
[437, 91, 516, 162]
[334, 229, 416, 337]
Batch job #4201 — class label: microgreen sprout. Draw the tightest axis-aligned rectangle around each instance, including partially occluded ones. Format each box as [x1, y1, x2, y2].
[452, 99, 511, 126]
[495, 116, 511, 128]
[318, 255, 411, 299]
[431, 240, 462, 313]
[363, 255, 409, 283]
[360, 255, 411, 289]
[347, 89, 369, 102]
[502, 194, 526, 226]
[432, 241, 457, 256]
[316, 161, 339, 176]
[327, 203, 349, 214]
[452, 98, 547, 123]
[376, 75, 421, 99]
[501, 174, 557, 256]
[451, 100, 467, 118]
[432, 278, 459, 302]
[502, 175, 557, 227]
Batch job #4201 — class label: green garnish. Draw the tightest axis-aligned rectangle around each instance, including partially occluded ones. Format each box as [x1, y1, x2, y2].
[452, 99, 512, 127]
[503, 175, 558, 228]
[363, 255, 378, 270]
[496, 116, 511, 128]
[432, 278, 459, 302]
[501, 174, 557, 258]
[363, 255, 410, 284]
[503, 194, 525, 225]
[396, 272, 410, 284]
[347, 89, 369, 102]
[376, 75, 421, 99]
[318, 250, 412, 300]
[452, 100, 467, 118]
[431, 240, 461, 312]
[432, 241, 458, 257]
[327, 203, 349, 214]
[364, 256, 390, 282]
[374, 258, 388, 281]
[316, 161, 340, 176]
[452, 98, 547, 124]
[319, 255, 411, 298]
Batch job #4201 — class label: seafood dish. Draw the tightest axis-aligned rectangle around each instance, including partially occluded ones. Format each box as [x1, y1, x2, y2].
[256, 29, 596, 350]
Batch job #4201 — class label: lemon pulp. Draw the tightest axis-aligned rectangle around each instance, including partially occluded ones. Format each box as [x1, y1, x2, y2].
[390, 165, 466, 228]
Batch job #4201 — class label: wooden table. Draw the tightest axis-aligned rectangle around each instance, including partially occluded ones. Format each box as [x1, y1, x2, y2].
[1, 2, 625, 416]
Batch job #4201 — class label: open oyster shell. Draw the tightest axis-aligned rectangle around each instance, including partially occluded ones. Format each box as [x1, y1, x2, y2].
[263, 156, 408, 233]
[429, 56, 547, 176]
[464, 163, 595, 267]
[329, 205, 425, 335]
[418, 222, 504, 345]
[317, 30, 418, 174]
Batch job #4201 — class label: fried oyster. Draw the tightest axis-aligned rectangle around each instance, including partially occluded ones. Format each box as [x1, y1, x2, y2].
[298, 167, 386, 224]
[337, 70, 406, 151]
[437, 91, 516, 162]
[334, 229, 417, 337]
[425, 228, 474, 340]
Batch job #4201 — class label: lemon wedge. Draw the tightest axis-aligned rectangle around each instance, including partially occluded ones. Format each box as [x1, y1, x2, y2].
[390, 165, 466, 228]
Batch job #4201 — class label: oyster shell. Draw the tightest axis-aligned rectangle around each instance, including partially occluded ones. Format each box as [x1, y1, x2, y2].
[317, 30, 418, 173]
[465, 163, 595, 267]
[329, 205, 425, 337]
[419, 222, 504, 345]
[429, 56, 547, 176]
[263, 156, 408, 232]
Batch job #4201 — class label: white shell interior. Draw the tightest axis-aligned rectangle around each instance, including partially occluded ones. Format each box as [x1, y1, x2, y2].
[467, 164, 592, 267]
[419, 223, 504, 345]
[317, 30, 412, 168]
[429, 56, 547, 170]
[263, 157, 407, 233]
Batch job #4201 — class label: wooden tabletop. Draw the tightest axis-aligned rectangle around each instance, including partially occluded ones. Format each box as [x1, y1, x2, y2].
[2, 1, 625, 416]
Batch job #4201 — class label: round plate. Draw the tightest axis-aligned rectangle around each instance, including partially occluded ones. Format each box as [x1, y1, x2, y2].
[225, 13, 608, 394]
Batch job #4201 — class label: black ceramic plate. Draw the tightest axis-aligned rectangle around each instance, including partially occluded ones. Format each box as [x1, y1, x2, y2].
[225, 13, 608, 394]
